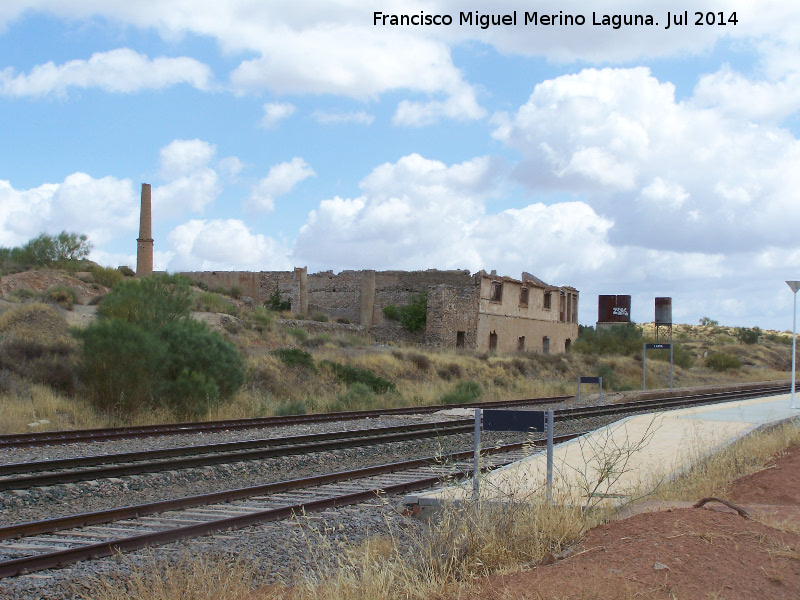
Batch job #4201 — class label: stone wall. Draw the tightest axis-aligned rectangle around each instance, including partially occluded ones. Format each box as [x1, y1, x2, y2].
[425, 282, 481, 348]
[182, 271, 262, 301]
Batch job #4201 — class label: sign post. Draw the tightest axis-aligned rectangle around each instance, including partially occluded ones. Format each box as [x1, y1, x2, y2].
[475, 409, 549, 501]
[787, 281, 800, 409]
[577, 376, 602, 404]
[643, 343, 673, 391]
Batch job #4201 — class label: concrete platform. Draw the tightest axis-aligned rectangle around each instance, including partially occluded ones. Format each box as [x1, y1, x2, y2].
[405, 394, 800, 509]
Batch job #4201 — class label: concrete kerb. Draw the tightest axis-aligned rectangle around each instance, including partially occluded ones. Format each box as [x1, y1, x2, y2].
[404, 395, 800, 515]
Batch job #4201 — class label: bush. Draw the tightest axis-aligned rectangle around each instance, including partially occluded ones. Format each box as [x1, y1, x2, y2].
[571, 323, 644, 356]
[89, 265, 124, 288]
[311, 311, 329, 322]
[336, 317, 351, 324]
[734, 326, 762, 345]
[192, 291, 237, 315]
[158, 319, 245, 406]
[699, 316, 720, 327]
[229, 286, 242, 299]
[437, 363, 462, 380]
[270, 348, 316, 370]
[286, 327, 308, 343]
[649, 343, 695, 369]
[248, 307, 274, 332]
[382, 292, 428, 332]
[77, 319, 166, 414]
[705, 352, 742, 372]
[98, 274, 192, 330]
[8, 287, 36, 302]
[265, 289, 291, 311]
[320, 360, 395, 394]
[383, 305, 400, 321]
[118, 265, 135, 277]
[274, 399, 307, 416]
[328, 383, 379, 412]
[41, 285, 80, 309]
[440, 380, 482, 405]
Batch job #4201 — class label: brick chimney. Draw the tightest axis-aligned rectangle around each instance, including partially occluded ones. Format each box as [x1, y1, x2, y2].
[136, 183, 154, 276]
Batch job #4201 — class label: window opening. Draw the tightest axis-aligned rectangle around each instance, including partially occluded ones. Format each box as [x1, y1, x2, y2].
[519, 287, 529, 307]
[491, 281, 503, 302]
[489, 331, 498, 350]
[518, 336, 526, 352]
[543, 291, 552, 310]
[456, 331, 466, 348]
[542, 336, 550, 354]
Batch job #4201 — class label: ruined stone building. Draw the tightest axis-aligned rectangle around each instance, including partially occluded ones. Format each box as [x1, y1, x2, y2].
[182, 268, 579, 354]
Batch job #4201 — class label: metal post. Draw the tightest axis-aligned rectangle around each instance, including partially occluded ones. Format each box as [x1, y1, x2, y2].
[792, 292, 797, 409]
[576, 376, 581, 404]
[598, 377, 603, 404]
[473, 408, 481, 500]
[642, 343, 646, 390]
[670, 343, 674, 392]
[546, 410, 554, 503]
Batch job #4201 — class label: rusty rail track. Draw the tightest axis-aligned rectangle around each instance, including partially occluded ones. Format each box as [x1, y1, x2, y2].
[0, 435, 579, 579]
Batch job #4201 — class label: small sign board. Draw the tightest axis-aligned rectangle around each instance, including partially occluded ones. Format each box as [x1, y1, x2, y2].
[482, 409, 545, 433]
[579, 376, 601, 384]
[645, 343, 671, 350]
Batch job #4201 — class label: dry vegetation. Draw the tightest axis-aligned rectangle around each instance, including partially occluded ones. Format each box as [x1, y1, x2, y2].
[0, 271, 795, 434]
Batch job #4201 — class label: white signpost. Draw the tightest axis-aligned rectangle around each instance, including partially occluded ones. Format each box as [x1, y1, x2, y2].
[787, 281, 800, 409]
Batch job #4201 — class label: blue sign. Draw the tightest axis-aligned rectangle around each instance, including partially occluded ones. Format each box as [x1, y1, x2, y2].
[645, 343, 671, 350]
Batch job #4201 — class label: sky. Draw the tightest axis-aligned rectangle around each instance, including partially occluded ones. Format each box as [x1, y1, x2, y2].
[1, 1, 799, 330]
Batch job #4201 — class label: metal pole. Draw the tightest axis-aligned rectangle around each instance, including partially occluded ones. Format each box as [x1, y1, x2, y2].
[642, 343, 646, 391]
[792, 292, 797, 409]
[473, 408, 481, 500]
[576, 376, 581, 404]
[670, 343, 674, 392]
[546, 410, 554, 503]
[598, 377, 602, 404]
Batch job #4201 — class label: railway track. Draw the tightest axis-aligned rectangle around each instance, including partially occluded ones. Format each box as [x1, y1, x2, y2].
[0, 394, 574, 449]
[0, 436, 578, 579]
[0, 383, 788, 492]
[0, 382, 790, 580]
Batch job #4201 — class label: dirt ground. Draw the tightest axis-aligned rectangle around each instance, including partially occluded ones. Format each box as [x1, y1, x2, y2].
[459, 443, 800, 600]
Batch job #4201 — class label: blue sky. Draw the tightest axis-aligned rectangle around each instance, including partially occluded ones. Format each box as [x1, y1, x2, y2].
[1, 2, 799, 329]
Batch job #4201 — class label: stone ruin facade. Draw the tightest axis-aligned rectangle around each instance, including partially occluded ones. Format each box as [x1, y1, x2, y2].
[180, 268, 579, 354]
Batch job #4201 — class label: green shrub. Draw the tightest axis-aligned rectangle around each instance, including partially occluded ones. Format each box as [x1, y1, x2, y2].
[270, 348, 316, 370]
[117, 265, 135, 277]
[192, 291, 237, 315]
[440, 380, 482, 405]
[286, 327, 308, 343]
[571, 323, 644, 356]
[734, 326, 762, 345]
[311, 311, 329, 322]
[320, 360, 395, 393]
[89, 265, 124, 288]
[77, 319, 165, 414]
[328, 383, 378, 412]
[437, 363, 462, 380]
[336, 317, 351, 324]
[274, 399, 307, 416]
[248, 307, 274, 332]
[699, 316, 720, 327]
[8, 287, 36, 302]
[158, 319, 245, 404]
[229, 286, 242, 299]
[705, 352, 742, 372]
[382, 292, 428, 332]
[305, 333, 331, 348]
[649, 343, 695, 369]
[383, 305, 400, 321]
[265, 289, 291, 311]
[41, 285, 80, 309]
[160, 369, 220, 419]
[98, 274, 192, 330]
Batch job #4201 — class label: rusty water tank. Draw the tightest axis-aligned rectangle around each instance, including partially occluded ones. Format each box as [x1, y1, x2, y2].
[655, 297, 672, 325]
[598, 295, 631, 323]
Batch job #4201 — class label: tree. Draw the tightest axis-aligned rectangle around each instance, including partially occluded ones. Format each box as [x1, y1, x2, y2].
[18, 231, 92, 267]
[97, 274, 192, 331]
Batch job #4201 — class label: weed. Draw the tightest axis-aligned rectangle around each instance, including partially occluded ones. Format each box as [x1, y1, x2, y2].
[89, 265, 123, 288]
[270, 348, 316, 370]
[311, 311, 329, 322]
[320, 360, 395, 394]
[286, 327, 309, 343]
[705, 352, 742, 371]
[440, 380, 482, 404]
[41, 284, 79, 309]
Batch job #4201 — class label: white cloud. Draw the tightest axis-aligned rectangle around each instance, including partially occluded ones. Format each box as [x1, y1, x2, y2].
[493, 67, 800, 253]
[166, 218, 292, 271]
[0, 48, 212, 98]
[160, 139, 216, 179]
[393, 85, 486, 126]
[154, 139, 221, 215]
[311, 109, 374, 125]
[218, 156, 245, 178]
[260, 102, 295, 128]
[0, 173, 137, 249]
[247, 158, 315, 212]
[294, 153, 610, 277]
